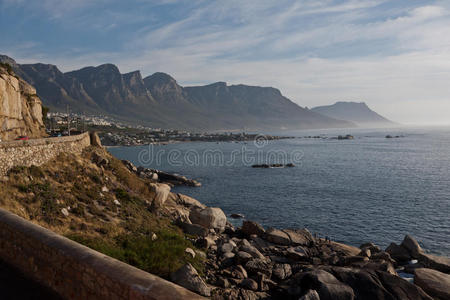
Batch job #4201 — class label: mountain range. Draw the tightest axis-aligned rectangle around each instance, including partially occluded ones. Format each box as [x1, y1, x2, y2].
[311, 102, 395, 127]
[1, 54, 392, 130]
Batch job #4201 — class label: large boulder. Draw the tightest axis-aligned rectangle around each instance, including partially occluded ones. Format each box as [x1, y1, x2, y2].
[150, 183, 171, 208]
[418, 253, 450, 273]
[326, 266, 431, 300]
[272, 263, 292, 281]
[176, 193, 206, 209]
[329, 241, 361, 257]
[401, 235, 423, 258]
[245, 258, 273, 277]
[241, 220, 265, 236]
[170, 263, 211, 297]
[264, 228, 291, 245]
[376, 270, 433, 300]
[239, 243, 265, 260]
[297, 270, 355, 300]
[189, 207, 227, 232]
[180, 222, 209, 237]
[385, 242, 411, 263]
[414, 268, 450, 300]
[283, 229, 314, 246]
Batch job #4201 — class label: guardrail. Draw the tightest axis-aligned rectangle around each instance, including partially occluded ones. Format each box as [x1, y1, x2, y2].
[0, 208, 205, 300]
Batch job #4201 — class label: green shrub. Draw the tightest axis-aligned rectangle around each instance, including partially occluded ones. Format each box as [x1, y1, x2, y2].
[29, 165, 45, 178]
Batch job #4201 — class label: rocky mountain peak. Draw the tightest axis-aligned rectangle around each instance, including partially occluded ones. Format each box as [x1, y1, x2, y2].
[143, 72, 184, 99]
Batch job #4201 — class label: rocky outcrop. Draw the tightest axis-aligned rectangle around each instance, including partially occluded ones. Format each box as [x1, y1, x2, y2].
[170, 263, 211, 297]
[414, 268, 450, 299]
[0, 64, 45, 141]
[121, 160, 202, 187]
[418, 253, 450, 274]
[190, 216, 440, 300]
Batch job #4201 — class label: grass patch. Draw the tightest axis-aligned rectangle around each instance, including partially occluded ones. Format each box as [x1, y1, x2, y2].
[68, 229, 203, 278]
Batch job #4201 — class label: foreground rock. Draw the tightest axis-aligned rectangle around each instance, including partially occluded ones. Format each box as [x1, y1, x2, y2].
[418, 253, 450, 273]
[190, 207, 227, 233]
[414, 268, 450, 299]
[170, 263, 211, 297]
[164, 193, 447, 300]
[191, 216, 442, 299]
[296, 269, 355, 300]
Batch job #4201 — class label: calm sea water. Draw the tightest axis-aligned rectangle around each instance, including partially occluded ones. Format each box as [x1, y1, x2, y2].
[109, 126, 450, 256]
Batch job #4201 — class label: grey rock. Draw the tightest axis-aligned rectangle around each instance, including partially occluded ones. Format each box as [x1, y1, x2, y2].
[180, 222, 209, 237]
[360, 242, 381, 254]
[418, 253, 450, 274]
[149, 183, 171, 208]
[414, 268, 450, 300]
[286, 246, 309, 261]
[240, 278, 259, 291]
[223, 252, 236, 259]
[324, 266, 431, 300]
[297, 269, 354, 300]
[236, 251, 254, 264]
[401, 235, 423, 258]
[265, 228, 291, 245]
[385, 242, 411, 263]
[190, 207, 227, 232]
[240, 244, 265, 259]
[272, 263, 292, 280]
[245, 258, 273, 277]
[283, 228, 313, 246]
[241, 220, 266, 236]
[170, 263, 211, 297]
[220, 242, 235, 254]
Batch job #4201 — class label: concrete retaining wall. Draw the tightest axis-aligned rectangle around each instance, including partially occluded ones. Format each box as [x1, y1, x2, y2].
[0, 208, 204, 300]
[0, 132, 91, 176]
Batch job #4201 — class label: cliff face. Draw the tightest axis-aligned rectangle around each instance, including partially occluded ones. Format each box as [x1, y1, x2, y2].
[0, 64, 45, 141]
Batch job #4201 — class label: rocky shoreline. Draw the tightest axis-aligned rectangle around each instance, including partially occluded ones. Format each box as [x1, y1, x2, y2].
[122, 160, 202, 187]
[182, 215, 449, 299]
[123, 159, 450, 299]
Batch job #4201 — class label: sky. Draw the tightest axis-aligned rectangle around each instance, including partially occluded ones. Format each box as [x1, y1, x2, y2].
[1, 0, 450, 125]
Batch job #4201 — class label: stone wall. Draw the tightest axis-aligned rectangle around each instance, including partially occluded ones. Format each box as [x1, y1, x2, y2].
[0, 132, 91, 176]
[0, 208, 204, 300]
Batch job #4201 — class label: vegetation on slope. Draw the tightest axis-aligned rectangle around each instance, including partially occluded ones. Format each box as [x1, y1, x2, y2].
[0, 147, 203, 278]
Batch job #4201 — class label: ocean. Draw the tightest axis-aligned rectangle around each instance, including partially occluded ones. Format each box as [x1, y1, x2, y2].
[109, 126, 450, 256]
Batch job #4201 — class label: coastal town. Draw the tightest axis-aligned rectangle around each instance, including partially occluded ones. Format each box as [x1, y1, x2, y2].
[46, 112, 295, 146]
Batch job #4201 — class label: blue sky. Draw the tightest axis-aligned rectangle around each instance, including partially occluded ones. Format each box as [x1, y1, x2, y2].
[1, 0, 450, 125]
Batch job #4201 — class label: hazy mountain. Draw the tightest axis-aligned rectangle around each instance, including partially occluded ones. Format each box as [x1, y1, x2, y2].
[311, 102, 395, 127]
[0, 54, 354, 130]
